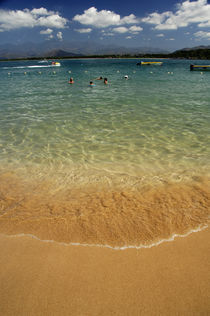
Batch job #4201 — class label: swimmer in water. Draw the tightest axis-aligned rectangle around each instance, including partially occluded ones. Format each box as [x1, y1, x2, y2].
[68, 77, 74, 84]
[96, 76, 103, 80]
[104, 78, 108, 84]
[89, 81, 95, 86]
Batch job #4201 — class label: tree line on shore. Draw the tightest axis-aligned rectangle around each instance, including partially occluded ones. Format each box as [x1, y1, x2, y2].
[1, 48, 210, 62]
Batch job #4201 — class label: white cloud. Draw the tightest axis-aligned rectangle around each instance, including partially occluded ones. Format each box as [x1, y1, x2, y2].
[31, 8, 52, 16]
[75, 28, 92, 33]
[101, 31, 114, 36]
[40, 28, 53, 35]
[129, 25, 143, 34]
[112, 26, 128, 33]
[112, 25, 142, 34]
[142, 12, 171, 26]
[194, 30, 210, 39]
[121, 14, 140, 25]
[38, 15, 67, 29]
[57, 31, 63, 40]
[142, 0, 210, 30]
[0, 7, 68, 32]
[73, 7, 139, 28]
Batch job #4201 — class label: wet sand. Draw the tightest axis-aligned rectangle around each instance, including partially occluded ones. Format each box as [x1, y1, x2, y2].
[0, 227, 209, 316]
[0, 170, 209, 247]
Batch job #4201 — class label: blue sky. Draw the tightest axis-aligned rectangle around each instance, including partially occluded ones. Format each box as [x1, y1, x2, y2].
[0, 0, 210, 50]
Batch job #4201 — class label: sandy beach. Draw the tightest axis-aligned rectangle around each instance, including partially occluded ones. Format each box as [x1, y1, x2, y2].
[0, 57, 210, 316]
[0, 227, 209, 316]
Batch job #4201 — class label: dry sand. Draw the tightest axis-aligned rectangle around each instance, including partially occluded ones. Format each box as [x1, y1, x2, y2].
[0, 227, 209, 316]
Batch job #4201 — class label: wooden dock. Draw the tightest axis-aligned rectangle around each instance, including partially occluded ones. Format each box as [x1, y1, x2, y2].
[190, 64, 210, 71]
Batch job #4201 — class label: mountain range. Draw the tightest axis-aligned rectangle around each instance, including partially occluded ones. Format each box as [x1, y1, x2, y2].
[0, 39, 169, 59]
[0, 40, 210, 59]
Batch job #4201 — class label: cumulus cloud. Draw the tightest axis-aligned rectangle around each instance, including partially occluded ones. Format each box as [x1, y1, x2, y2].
[142, 0, 210, 30]
[75, 28, 92, 33]
[0, 7, 68, 32]
[142, 12, 171, 26]
[101, 31, 114, 36]
[31, 8, 52, 16]
[129, 25, 143, 34]
[73, 7, 139, 28]
[194, 30, 210, 39]
[57, 31, 63, 40]
[112, 25, 143, 34]
[40, 28, 53, 35]
[112, 27, 128, 33]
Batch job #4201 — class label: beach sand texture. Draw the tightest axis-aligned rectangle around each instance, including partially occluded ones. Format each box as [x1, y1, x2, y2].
[0, 227, 209, 316]
[0, 170, 209, 247]
[0, 170, 210, 315]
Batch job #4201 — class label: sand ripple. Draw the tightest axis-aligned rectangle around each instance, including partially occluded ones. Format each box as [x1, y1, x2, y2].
[0, 170, 209, 247]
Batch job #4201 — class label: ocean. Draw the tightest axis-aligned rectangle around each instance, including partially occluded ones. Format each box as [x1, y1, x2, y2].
[0, 58, 209, 248]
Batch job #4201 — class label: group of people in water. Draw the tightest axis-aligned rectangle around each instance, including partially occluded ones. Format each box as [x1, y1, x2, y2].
[68, 76, 108, 86]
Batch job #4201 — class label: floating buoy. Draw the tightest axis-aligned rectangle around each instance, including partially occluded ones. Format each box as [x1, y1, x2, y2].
[68, 71, 71, 73]
[24, 72, 27, 75]
[8, 72, 11, 75]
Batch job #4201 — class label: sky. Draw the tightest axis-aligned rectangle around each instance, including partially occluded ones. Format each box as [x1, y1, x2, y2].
[0, 0, 210, 51]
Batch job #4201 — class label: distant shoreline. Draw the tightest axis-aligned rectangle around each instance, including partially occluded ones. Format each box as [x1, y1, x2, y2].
[0, 50, 210, 62]
[0, 56, 170, 62]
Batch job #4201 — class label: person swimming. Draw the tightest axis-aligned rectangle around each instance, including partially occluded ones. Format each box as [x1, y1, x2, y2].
[89, 81, 95, 86]
[104, 78, 108, 84]
[96, 76, 103, 80]
[68, 77, 74, 84]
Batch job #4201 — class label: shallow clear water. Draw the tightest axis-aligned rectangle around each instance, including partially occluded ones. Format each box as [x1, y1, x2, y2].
[1, 59, 209, 175]
[0, 58, 209, 246]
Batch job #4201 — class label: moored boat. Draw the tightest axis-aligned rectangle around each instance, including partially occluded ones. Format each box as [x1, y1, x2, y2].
[51, 61, 61, 67]
[190, 64, 210, 71]
[137, 61, 163, 66]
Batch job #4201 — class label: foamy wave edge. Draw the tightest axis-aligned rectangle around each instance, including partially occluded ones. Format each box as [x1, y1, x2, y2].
[0, 225, 208, 251]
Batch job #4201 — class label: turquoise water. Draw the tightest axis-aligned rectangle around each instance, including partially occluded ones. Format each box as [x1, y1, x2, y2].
[0, 58, 210, 246]
[0, 58, 210, 181]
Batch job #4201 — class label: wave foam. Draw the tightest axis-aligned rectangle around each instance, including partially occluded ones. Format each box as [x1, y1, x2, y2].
[0, 225, 208, 251]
